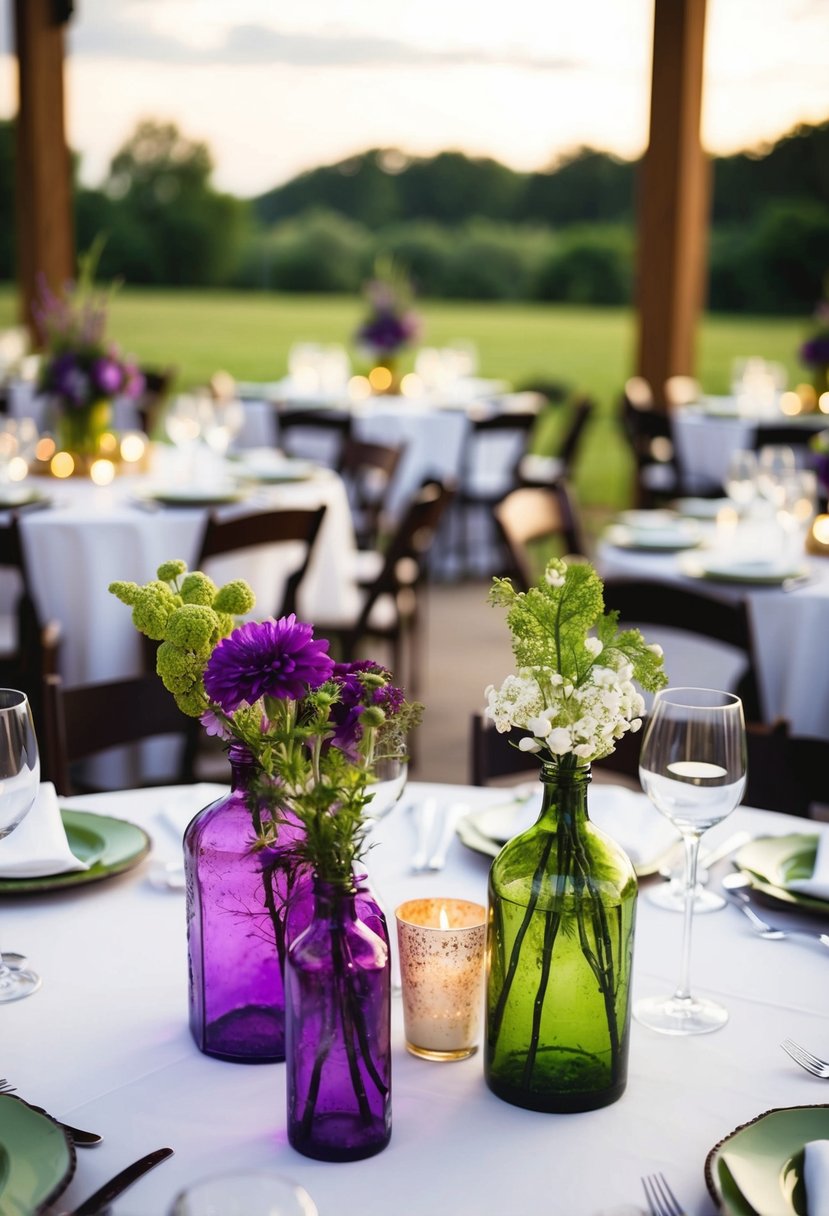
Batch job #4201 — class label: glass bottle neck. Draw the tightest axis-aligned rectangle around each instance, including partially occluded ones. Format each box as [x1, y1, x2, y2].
[536, 761, 591, 827]
[228, 744, 257, 792]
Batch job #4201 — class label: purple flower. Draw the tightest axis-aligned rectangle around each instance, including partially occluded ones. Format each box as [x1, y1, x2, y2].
[200, 708, 232, 740]
[801, 335, 829, 367]
[122, 363, 146, 400]
[326, 661, 405, 758]
[204, 615, 334, 712]
[92, 357, 124, 396]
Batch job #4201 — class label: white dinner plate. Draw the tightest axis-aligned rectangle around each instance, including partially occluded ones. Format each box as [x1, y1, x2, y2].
[605, 521, 701, 551]
[143, 486, 247, 507]
[673, 497, 733, 519]
[681, 554, 811, 585]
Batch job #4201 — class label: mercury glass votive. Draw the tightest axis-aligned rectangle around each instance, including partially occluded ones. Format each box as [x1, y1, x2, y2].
[395, 898, 486, 1061]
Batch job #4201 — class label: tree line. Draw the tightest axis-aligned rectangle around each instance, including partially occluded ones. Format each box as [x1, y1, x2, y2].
[1, 118, 827, 314]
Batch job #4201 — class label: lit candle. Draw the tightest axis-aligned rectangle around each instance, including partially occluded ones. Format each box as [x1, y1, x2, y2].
[395, 897, 486, 1061]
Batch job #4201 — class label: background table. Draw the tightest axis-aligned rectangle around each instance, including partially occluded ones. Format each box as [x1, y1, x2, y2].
[597, 537, 829, 741]
[3, 780, 825, 1215]
[672, 403, 827, 492]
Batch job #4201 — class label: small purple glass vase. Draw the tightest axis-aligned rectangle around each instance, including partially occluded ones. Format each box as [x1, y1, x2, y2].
[285, 875, 392, 1161]
[184, 744, 301, 1063]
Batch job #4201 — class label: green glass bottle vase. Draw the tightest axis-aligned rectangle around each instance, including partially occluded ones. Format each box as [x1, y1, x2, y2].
[485, 760, 637, 1112]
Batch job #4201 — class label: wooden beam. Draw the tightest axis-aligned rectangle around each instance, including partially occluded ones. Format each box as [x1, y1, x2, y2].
[14, 0, 75, 342]
[636, 0, 709, 400]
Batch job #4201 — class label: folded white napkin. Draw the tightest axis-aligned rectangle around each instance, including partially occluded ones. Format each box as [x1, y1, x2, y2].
[157, 784, 231, 842]
[804, 1140, 829, 1216]
[0, 782, 89, 878]
[788, 833, 829, 901]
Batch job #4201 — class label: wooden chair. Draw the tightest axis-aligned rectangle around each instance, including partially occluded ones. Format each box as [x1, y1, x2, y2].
[492, 481, 588, 590]
[197, 505, 327, 618]
[137, 364, 177, 436]
[753, 427, 816, 468]
[602, 577, 762, 721]
[0, 514, 60, 743]
[664, 375, 702, 408]
[43, 672, 193, 796]
[452, 401, 542, 576]
[276, 408, 352, 470]
[316, 479, 455, 698]
[621, 376, 684, 507]
[338, 437, 405, 551]
[517, 396, 594, 488]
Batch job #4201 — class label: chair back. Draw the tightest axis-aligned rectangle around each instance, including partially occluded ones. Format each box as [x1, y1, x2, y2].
[602, 577, 761, 720]
[621, 377, 682, 506]
[339, 437, 405, 549]
[43, 672, 191, 796]
[493, 482, 587, 589]
[198, 505, 327, 618]
[277, 408, 352, 469]
[353, 479, 455, 634]
[0, 514, 60, 737]
[664, 375, 702, 408]
[558, 396, 594, 471]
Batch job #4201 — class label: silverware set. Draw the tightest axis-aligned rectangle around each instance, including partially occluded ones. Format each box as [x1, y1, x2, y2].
[721, 873, 829, 949]
[409, 798, 467, 872]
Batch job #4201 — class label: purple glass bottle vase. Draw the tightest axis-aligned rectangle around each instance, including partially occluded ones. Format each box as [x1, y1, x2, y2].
[286, 875, 392, 1161]
[184, 744, 301, 1063]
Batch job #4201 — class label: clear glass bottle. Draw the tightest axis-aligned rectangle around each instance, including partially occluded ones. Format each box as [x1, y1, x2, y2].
[184, 745, 301, 1063]
[286, 875, 391, 1161]
[486, 761, 637, 1112]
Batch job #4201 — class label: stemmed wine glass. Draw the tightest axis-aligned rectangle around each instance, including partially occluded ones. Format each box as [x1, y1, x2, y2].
[723, 449, 758, 513]
[634, 688, 746, 1035]
[0, 690, 41, 1001]
[363, 749, 408, 989]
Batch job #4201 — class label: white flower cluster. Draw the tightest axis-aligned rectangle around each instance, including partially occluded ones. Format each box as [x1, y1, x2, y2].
[485, 640, 648, 763]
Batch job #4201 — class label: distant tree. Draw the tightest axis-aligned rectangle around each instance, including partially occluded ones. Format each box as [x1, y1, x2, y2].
[266, 209, 371, 293]
[533, 226, 634, 305]
[712, 121, 829, 224]
[89, 120, 250, 285]
[521, 148, 636, 226]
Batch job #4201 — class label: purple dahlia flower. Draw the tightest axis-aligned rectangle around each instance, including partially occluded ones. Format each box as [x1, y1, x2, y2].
[204, 615, 334, 712]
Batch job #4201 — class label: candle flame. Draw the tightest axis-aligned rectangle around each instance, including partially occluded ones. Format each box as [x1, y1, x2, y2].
[439, 905, 450, 930]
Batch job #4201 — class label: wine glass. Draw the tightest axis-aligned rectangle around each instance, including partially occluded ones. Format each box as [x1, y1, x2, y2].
[634, 687, 746, 1035]
[168, 1170, 318, 1215]
[724, 449, 758, 512]
[756, 445, 796, 508]
[0, 689, 41, 1002]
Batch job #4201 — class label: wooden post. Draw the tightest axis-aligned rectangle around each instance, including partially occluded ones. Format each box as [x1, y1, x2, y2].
[14, 0, 75, 343]
[636, 0, 709, 401]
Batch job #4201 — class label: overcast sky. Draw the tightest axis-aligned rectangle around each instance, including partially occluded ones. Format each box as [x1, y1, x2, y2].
[1, 0, 827, 197]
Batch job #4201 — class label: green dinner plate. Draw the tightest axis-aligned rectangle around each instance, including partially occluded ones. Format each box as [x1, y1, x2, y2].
[681, 555, 810, 585]
[734, 834, 829, 915]
[0, 810, 151, 895]
[0, 1093, 75, 1214]
[145, 487, 245, 507]
[604, 523, 701, 551]
[705, 1105, 829, 1215]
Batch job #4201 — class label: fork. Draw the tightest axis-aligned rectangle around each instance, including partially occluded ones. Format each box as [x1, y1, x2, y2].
[0, 1079, 102, 1146]
[641, 1172, 687, 1216]
[781, 1038, 829, 1078]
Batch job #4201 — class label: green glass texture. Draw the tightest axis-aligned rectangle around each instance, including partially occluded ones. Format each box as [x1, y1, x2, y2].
[485, 762, 637, 1112]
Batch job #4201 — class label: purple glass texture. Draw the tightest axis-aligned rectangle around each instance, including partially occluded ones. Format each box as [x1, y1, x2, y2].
[184, 747, 302, 1063]
[286, 878, 392, 1161]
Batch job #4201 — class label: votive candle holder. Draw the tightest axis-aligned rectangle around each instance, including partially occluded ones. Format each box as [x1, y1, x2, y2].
[395, 897, 487, 1061]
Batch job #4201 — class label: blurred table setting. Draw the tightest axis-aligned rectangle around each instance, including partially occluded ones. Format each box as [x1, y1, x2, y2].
[596, 462, 829, 741]
[0, 777, 826, 1214]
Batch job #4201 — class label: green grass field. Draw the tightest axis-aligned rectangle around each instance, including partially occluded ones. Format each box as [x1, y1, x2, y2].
[0, 286, 805, 510]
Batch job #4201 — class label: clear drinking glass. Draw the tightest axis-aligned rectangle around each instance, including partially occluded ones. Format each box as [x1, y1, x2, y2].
[0, 690, 41, 1001]
[724, 449, 758, 511]
[168, 1170, 318, 1216]
[757, 444, 796, 506]
[634, 688, 746, 1035]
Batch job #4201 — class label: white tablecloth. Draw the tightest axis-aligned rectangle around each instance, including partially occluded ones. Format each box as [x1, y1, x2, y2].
[672, 404, 827, 491]
[16, 461, 359, 687]
[597, 539, 829, 740]
[3, 780, 826, 1215]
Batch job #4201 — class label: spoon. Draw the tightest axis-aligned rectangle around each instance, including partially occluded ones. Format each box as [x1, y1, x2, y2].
[722, 872, 829, 949]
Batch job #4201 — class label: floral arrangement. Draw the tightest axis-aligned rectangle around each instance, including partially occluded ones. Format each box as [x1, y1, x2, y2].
[355, 257, 421, 364]
[109, 561, 421, 883]
[799, 291, 829, 383]
[485, 558, 667, 765]
[35, 247, 145, 415]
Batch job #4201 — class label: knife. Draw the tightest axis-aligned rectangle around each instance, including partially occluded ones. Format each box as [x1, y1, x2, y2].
[68, 1146, 174, 1215]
